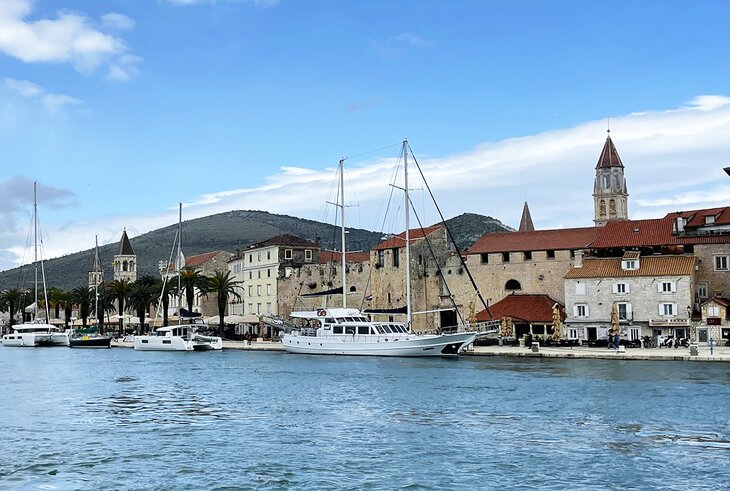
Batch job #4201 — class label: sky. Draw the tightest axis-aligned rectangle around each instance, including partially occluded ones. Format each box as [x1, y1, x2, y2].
[0, 0, 729, 271]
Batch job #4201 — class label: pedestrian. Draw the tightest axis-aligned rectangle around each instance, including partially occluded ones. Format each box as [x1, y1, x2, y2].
[657, 334, 664, 348]
[614, 333, 620, 349]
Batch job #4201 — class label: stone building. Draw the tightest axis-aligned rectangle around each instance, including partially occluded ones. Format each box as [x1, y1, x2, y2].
[593, 132, 629, 226]
[564, 252, 696, 344]
[475, 293, 563, 340]
[697, 297, 729, 345]
[113, 229, 136, 283]
[88, 241, 103, 289]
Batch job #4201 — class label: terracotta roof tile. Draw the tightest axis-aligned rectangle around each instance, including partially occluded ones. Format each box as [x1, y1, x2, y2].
[564, 255, 696, 279]
[373, 226, 443, 251]
[475, 294, 562, 323]
[319, 250, 370, 264]
[185, 251, 226, 268]
[468, 227, 597, 254]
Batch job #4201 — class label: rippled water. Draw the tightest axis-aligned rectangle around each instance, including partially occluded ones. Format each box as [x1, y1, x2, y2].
[1, 348, 729, 490]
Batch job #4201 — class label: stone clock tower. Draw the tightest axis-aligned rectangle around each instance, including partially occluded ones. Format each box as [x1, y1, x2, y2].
[593, 131, 629, 226]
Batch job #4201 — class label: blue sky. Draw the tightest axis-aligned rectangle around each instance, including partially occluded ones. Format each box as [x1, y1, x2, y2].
[1, 0, 729, 270]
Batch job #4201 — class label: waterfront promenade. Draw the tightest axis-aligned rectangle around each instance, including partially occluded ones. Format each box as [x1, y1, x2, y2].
[111, 338, 730, 361]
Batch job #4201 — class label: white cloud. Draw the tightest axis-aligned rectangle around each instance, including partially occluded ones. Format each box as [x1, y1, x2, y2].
[369, 32, 432, 58]
[0, 1, 138, 78]
[1, 95, 730, 270]
[101, 13, 135, 30]
[3, 77, 81, 112]
[108, 54, 141, 81]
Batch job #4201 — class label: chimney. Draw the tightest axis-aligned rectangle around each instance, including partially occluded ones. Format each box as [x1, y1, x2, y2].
[574, 250, 584, 268]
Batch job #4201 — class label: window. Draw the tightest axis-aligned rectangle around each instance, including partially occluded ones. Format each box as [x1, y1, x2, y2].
[660, 303, 676, 316]
[622, 260, 637, 270]
[305, 250, 313, 262]
[502, 252, 510, 263]
[715, 255, 728, 271]
[613, 282, 629, 294]
[708, 306, 720, 317]
[266, 302, 271, 314]
[257, 252, 261, 261]
[267, 269, 271, 278]
[377, 250, 385, 267]
[575, 282, 586, 295]
[357, 326, 370, 335]
[392, 248, 400, 268]
[256, 303, 261, 314]
[617, 303, 630, 320]
[524, 251, 532, 261]
[267, 251, 271, 260]
[705, 215, 716, 224]
[546, 250, 555, 260]
[697, 283, 708, 299]
[574, 305, 589, 318]
[248, 286, 252, 296]
[285, 249, 293, 260]
[257, 285, 261, 296]
[258, 270, 261, 279]
[609, 199, 616, 215]
[658, 281, 675, 293]
[249, 254, 253, 263]
[266, 284, 271, 295]
[480, 253, 489, 264]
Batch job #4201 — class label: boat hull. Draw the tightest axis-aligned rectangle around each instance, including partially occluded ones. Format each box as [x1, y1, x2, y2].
[2, 332, 69, 347]
[69, 335, 113, 348]
[133, 335, 223, 351]
[282, 331, 476, 357]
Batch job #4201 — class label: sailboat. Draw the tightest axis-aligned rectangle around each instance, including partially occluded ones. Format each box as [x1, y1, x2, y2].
[282, 141, 478, 357]
[2, 182, 69, 347]
[133, 203, 223, 351]
[69, 236, 113, 348]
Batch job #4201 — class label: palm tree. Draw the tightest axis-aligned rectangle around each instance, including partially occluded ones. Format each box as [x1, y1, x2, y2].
[180, 267, 206, 314]
[127, 275, 159, 334]
[202, 270, 241, 338]
[0, 289, 24, 330]
[48, 287, 64, 320]
[71, 286, 93, 328]
[56, 290, 73, 330]
[157, 279, 177, 327]
[95, 286, 116, 334]
[107, 279, 131, 337]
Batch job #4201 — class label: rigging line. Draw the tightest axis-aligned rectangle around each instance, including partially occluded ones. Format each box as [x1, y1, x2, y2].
[344, 141, 402, 162]
[36, 211, 51, 321]
[407, 142, 491, 318]
[408, 196, 467, 329]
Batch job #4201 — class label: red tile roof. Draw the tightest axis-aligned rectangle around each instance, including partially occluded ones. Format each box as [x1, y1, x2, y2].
[670, 207, 730, 229]
[185, 251, 226, 268]
[373, 226, 443, 251]
[565, 255, 697, 279]
[595, 135, 624, 169]
[475, 294, 563, 323]
[468, 227, 597, 254]
[319, 250, 370, 264]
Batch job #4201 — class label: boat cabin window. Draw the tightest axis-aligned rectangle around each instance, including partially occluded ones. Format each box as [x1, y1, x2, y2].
[345, 326, 355, 334]
[325, 318, 335, 324]
[333, 326, 343, 334]
[375, 325, 385, 334]
[382, 325, 393, 334]
[357, 326, 370, 335]
[391, 324, 404, 333]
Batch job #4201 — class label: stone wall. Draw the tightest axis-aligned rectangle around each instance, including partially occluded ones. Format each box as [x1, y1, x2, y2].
[693, 243, 730, 302]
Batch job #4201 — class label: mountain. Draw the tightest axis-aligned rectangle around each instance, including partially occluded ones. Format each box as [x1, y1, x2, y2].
[0, 210, 512, 291]
[440, 213, 514, 250]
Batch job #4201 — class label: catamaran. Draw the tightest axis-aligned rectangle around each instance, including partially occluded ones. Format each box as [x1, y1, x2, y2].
[282, 141, 478, 357]
[2, 182, 69, 347]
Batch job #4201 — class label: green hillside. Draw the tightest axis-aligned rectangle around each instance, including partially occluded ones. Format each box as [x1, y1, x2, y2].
[0, 210, 512, 291]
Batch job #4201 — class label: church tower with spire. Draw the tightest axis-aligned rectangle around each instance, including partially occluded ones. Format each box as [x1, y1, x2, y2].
[88, 236, 104, 288]
[113, 229, 137, 283]
[518, 202, 535, 232]
[593, 131, 629, 226]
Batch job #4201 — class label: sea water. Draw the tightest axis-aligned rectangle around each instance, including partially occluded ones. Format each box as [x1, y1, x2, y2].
[1, 348, 728, 490]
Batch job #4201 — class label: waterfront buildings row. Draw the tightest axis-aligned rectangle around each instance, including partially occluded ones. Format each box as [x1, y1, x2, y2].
[73, 134, 729, 344]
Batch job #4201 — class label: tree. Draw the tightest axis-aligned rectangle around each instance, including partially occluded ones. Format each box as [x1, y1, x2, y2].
[107, 279, 131, 337]
[95, 285, 116, 334]
[71, 286, 93, 328]
[0, 289, 24, 329]
[56, 290, 73, 330]
[127, 275, 159, 334]
[180, 267, 206, 314]
[48, 287, 64, 320]
[202, 270, 241, 338]
[157, 279, 177, 327]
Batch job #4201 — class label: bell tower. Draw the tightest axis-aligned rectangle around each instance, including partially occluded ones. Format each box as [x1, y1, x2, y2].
[593, 131, 629, 226]
[113, 229, 137, 283]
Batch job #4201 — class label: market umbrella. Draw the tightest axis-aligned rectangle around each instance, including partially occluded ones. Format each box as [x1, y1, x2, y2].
[551, 303, 562, 341]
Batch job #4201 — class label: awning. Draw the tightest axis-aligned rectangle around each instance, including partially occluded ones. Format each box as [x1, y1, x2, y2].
[300, 286, 343, 297]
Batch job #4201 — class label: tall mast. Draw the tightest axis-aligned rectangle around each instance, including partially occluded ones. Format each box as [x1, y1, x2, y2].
[339, 159, 347, 308]
[178, 202, 182, 325]
[33, 181, 38, 321]
[403, 140, 412, 328]
[94, 235, 99, 322]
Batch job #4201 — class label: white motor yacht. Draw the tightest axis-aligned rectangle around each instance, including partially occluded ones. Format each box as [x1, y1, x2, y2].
[283, 308, 476, 357]
[2, 323, 69, 347]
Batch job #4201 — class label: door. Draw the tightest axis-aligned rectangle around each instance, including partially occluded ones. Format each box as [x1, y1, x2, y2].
[586, 327, 597, 341]
[440, 310, 457, 332]
[698, 328, 708, 345]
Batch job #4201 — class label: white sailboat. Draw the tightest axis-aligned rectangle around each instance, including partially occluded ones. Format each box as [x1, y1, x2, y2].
[282, 141, 477, 357]
[2, 182, 69, 347]
[133, 203, 222, 351]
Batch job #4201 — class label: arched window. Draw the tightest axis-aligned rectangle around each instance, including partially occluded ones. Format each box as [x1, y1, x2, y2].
[123, 260, 128, 272]
[599, 200, 606, 217]
[129, 260, 135, 271]
[349, 286, 357, 292]
[505, 279, 522, 291]
[609, 199, 616, 215]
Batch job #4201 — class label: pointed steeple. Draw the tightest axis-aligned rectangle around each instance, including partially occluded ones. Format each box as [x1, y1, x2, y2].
[595, 131, 624, 169]
[518, 202, 535, 232]
[90, 243, 102, 272]
[118, 228, 135, 255]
